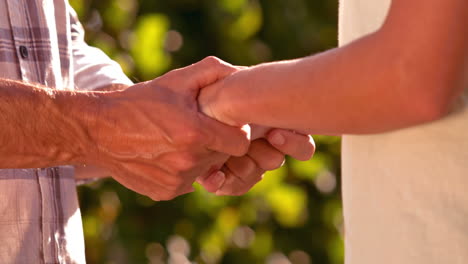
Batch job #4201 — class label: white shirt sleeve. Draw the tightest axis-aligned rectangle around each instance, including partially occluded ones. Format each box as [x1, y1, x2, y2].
[69, 6, 133, 91]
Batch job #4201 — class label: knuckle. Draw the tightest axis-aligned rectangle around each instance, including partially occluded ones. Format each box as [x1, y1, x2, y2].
[165, 175, 186, 189]
[202, 56, 222, 66]
[154, 171, 185, 190]
[156, 69, 179, 84]
[176, 153, 200, 172]
[244, 159, 258, 175]
[173, 126, 204, 147]
[185, 130, 205, 146]
[201, 56, 236, 73]
[219, 171, 263, 196]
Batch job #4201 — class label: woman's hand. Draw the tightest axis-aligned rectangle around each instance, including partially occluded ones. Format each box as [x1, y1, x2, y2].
[197, 127, 315, 195]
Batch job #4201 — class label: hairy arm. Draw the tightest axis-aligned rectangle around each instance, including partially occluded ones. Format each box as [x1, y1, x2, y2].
[0, 57, 254, 201]
[0, 79, 100, 168]
[0, 80, 131, 181]
[199, 0, 468, 135]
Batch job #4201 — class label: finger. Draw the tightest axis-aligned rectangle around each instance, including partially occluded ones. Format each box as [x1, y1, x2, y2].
[267, 129, 316, 161]
[247, 139, 286, 171]
[181, 56, 238, 90]
[250, 124, 271, 140]
[197, 171, 226, 193]
[156, 148, 227, 179]
[199, 113, 251, 156]
[216, 156, 265, 196]
[216, 167, 265, 196]
[118, 162, 194, 200]
[112, 168, 175, 202]
[196, 163, 224, 184]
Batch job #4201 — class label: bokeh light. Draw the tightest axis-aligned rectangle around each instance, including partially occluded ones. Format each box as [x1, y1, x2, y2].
[74, 0, 342, 263]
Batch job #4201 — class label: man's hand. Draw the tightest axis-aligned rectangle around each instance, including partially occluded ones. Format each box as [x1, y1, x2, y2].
[85, 57, 251, 201]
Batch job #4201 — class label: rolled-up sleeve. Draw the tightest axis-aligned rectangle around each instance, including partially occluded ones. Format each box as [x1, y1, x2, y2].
[69, 7, 133, 91]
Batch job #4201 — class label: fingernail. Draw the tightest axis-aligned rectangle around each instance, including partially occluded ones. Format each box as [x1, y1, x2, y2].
[269, 133, 285, 146]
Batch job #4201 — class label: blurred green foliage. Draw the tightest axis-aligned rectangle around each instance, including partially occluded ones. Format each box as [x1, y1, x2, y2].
[72, 0, 342, 263]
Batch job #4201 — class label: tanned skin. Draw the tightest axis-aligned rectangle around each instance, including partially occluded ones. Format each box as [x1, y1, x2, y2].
[0, 57, 315, 199]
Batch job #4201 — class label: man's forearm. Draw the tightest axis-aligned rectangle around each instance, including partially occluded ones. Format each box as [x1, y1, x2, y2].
[0, 79, 100, 168]
[75, 164, 111, 180]
[0, 56, 256, 201]
[94, 83, 131, 92]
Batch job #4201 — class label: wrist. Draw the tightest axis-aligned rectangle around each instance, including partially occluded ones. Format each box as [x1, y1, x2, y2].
[54, 90, 112, 165]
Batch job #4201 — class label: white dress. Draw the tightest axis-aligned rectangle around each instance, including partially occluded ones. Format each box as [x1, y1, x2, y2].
[340, 0, 468, 263]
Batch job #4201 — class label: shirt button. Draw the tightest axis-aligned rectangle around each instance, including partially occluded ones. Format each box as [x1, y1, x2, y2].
[19, 46, 29, 59]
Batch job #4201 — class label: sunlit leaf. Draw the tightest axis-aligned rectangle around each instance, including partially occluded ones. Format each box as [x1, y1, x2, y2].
[265, 184, 307, 227]
[250, 164, 287, 194]
[290, 152, 332, 182]
[218, 0, 247, 13]
[83, 215, 99, 238]
[215, 207, 240, 237]
[130, 14, 171, 79]
[102, 0, 137, 32]
[328, 235, 345, 264]
[229, 1, 263, 40]
[250, 229, 273, 259]
[69, 0, 84, 17]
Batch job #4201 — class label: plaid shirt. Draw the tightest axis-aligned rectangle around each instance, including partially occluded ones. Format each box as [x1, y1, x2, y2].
[0, 0, 132, 263]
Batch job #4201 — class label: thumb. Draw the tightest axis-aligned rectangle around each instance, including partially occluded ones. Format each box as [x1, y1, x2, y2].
[182, 56, 238, 90]
[267, 129, 315, 161]
[199, 112, 251, 156]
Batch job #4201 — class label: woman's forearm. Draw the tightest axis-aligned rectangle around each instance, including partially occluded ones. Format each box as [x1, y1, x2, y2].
[200, 33, 430, 135]
[199, 0, 468, 135]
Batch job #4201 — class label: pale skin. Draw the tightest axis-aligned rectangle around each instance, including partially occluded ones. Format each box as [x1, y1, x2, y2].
[199, 0, 468, 193]
[0, 57, 314, 200]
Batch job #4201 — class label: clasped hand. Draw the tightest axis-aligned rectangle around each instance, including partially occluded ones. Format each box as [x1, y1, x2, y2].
[86, 57, 314, 201]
